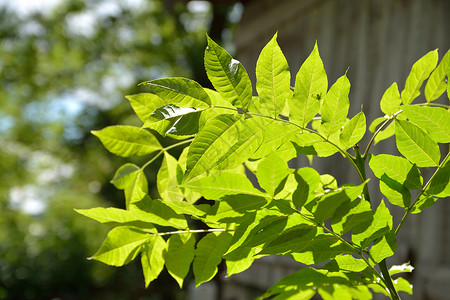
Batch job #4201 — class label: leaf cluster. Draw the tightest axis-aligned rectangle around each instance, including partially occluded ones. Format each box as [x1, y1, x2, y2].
[80, 33, 450, 299]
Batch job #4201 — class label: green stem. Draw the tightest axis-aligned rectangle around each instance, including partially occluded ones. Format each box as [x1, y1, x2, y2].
[353, 144, 371, 204]
[141, 138, 194, 171]
[155, 228, 228, 236]
[379, 259, 400, 300]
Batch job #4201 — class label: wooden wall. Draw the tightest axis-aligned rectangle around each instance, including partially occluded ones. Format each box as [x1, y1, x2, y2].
[221, 0, 450, 299]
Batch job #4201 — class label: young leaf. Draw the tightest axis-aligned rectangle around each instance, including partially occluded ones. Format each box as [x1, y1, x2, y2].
[289, 41, 328, 128]
[369, 154, 423, 190]
[143, 104, 203, 136]
[352, 200, 392, 249]
[92, 125, 162, 157]
[90, 226, 150, 267]
[141, 235, 166, 287]
[402, 105, 450, 143]
[184, 115, 268, 182]
[319, 74, 351, 139]
[164, 233, 195, 288]
[395, 119, 440, 167]
[157, 152, 184, 201]
[182, 172, 264, 199]
[425, 50, 450, 102]
[193, 231, 233, 286]
[126, 93, 167, 123]
[339, 111, 366, 150]
[205, 35, 252, 110]
[401, 49, 438, 104]
[256, 152, 290, 197]
[255, 33, 290, 117]
[140, 77, 211, 108]
[124, 171, 148, 208]
[369, 230, 397, 264]
[380, 82, 402, 116]
[111, 163, 140, 189]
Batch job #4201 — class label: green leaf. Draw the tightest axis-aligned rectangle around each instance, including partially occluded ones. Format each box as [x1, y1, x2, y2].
[389, 262, 414, 276]
[409, 195, 437, 214]
[143, 104, 203, 136]
[193, 231, 233, 286]
[160, 199, 209, 217]
[141, 77, 211, 108]
[111, 163, 140, 189]
[393, 277, 413, 295]
[369, 230, 397, 263]
[339, 111, 366, 150]
[374, 122, 395, 144]
[292, 132, 339, 157]
[289, 41, 327, 128]
[292, 167, 321, 209]
[352, 200, 392, 249]
[369, 116, 387, 133]
[182, 172, 264, 199]
[256, 152, 290, 197]
[394, 119, 440, 167]
[92, 125, 162, 157]
[327, 255, 367, 272]
[126, 93, 167, 123]
[131, 196, 188, 229]
[141, 235, 166, 287]
[380, 82, 402, 116]
[184, 115, 268, 181]
[319, 74, 351, 139]
[425, 50, 450, 102]
[164, 233, 195, 288]
[124, 171, 148, 209]
[75, 207, 154, 228]
[402, 105, 450, 143]
[254, 33, 290, 117]
[331, 198, 373, 235]
[250, 121, 297, 159]
[205, 35, 252, 110]
[90, 226, 150, 267]
[157, 152, 184, 201]
[401, 49, 439, 104]
[425, 157, 450, 197]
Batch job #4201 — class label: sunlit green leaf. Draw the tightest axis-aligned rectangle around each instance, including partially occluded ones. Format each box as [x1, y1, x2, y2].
[393, 277, 413, 295]
[289, 41, 327, 128]
[141, 77, 211, 108]
[401, 49, 438, 104]
[369, 230, 397, 263]
[292, 132, 339, 157]
[205, 35, 252, 110]
[395, 119, 440, 167]
[389, 262, 414, 276]
[380, 82, 402, 116]
[425, 157, 450, 197]
[141, 235, 166, 287]
[92, 125, 162, 157]
[126, 93, 167, 123]
[256, 152, 290, 197]
[157, 152, 184, 201]
[164, 233, 195, 288]
[319, 74, 350, 139]
[254, 33, 290, 117]
[111, 163, 140, 189]
[75, 207, 154, 228]
[340, 111, 366, 150]
[90, 227, 150, 267]
[331, 198, 372, 235]
[402, 105, 450, 143]
[425, 50, 450, 102]
[193, 231, 232, 286]
[292, 167, 321, 209]
[125, 171, 148, 209]
[325, 255, 367, 272]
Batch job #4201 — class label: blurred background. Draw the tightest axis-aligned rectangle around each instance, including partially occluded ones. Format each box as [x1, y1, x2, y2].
[0, 0, 242, 299]
[1, 0, 450, 299]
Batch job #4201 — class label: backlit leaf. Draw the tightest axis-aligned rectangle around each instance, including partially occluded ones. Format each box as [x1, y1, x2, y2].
[369, 230, 397, 263]
[425, 50, 450, 102]
[157, 152, 184, 201]
[339, 111, 366, 150]
[380, 82, 402, 116]
[425, 156, 450, 197]
[90, 226, 150, 267]
[164, 233, 195, 288]
[289, 41, 327, 128]
[331, 198, 373, 235]
[395, 119, 440, 167]
[319, 74, 350, 139]
[111, 163, 140, 189]
[126, 93, 167, 123]
[92, 125, 162, 157]
[205, 35, 252, 110]
[124, 171, 148, 209]
[402, 105, 450, 143]
[193, 231, 233, 286]
[255, 33, 290, 117]
[141, 235, 166, 287]
[401, 49, 438, 104]
[141, 77, 211, 108]
[256, 152, 290, 197]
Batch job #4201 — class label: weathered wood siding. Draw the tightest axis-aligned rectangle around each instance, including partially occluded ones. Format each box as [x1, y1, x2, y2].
[221, 0, 450, 299]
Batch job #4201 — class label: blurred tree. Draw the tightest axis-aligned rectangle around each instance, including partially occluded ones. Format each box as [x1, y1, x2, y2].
[0, 0, 243, 299]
